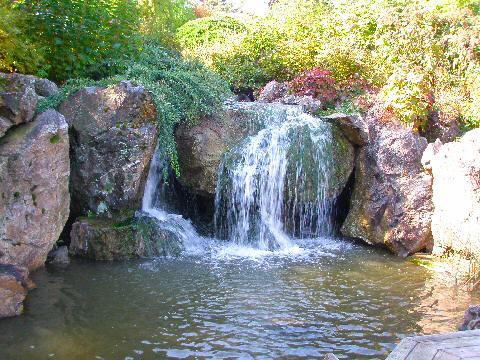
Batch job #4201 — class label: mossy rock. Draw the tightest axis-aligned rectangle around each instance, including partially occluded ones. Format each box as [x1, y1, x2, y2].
[69, 211, 184, 260]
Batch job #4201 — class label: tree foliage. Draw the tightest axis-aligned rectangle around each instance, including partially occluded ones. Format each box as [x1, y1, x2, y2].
[18, 0, 141, 81]
[178, 0, 480, 130]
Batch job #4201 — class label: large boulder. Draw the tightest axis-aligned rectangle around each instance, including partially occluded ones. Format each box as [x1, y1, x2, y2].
[0, 264, 30, 318]
[0, 110, 70, 270]
[175, 102, 266, 197]
[59, 81, 158, 217]
[430, 129, 480, 257]
[341, 115, 433, 257]
[323, 113, 369, 146]
[69, 213, 184, 260]
[0, 73, 58, 138]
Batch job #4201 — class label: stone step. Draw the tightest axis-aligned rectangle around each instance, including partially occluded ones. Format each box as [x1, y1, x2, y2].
[386, 329, 480, 359]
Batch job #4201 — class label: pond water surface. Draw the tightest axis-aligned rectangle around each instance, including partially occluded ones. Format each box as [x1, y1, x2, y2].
[0, 238, 478, 360]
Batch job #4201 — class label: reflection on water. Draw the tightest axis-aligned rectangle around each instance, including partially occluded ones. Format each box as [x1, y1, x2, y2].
[0, 238, 478, 360]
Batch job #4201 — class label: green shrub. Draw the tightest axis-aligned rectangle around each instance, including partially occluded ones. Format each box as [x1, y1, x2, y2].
[0, 1, 44, 74]
[177, 15, 246, 50]
[381, 67, 434, 131]
[18, 0, 141, 82]
[180, 0, 480, 129]
[139, 0, 195, 47]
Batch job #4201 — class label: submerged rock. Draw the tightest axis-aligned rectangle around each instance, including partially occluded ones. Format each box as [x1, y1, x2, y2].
[0, 73, 58, 138]
[0, 264, 30, 318]
[69, 213, 184, 260]
[341, 115, 433, 257]
[430, 129, 480, 257]
[0, 110, 70, 270]
[47, 245, 70, 265]
[59, 81, 157, 218]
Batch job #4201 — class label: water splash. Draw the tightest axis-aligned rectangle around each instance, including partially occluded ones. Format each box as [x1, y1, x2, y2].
[214, 103, 335, 251]
[141, 145, 205, 255]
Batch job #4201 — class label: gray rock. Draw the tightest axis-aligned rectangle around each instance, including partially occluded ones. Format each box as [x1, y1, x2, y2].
[59, 81, 158, 217]
[0, 264, 30, 318]
[460, 305, 480, 331]
[257, 80, 289, 102]
[0, 73, 58, 138]
[279, 95, 323, 114]
[323, 113, 369, 146]
[0, 110, 70, 270]
[421, 138, 443, 174]
[47, 245, 70, 265]
[341, 115, 433, 257]
[34, 78, 58, 97]
[430, 128, 480, 257]
[175, 102, 355, 205]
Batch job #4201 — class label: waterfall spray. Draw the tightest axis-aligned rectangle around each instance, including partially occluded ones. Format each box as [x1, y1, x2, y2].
[214, 104, 335, 250]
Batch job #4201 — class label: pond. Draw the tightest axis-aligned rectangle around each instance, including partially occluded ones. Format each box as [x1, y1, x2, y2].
[1, 237, 478, 360]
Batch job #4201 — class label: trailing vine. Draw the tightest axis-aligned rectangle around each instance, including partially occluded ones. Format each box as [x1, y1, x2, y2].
[37, 42, 230, 177]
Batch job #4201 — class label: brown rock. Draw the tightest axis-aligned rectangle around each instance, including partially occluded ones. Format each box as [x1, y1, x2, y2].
[175, 102, 265, 197]
[341, 115, 434, 257]
[430, 129, 480, 257]
[0, 264, 29, 318]
[323, 113, 369, 146]
[0, 73, 58, 138]
[59, 81, 158, 217]
[0, 110, 70, 270]
[257, 80, 289, 102]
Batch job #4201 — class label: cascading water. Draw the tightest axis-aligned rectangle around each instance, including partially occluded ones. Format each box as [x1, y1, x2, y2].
[141, 145, 203, 254]
[214, 103, 336, 251]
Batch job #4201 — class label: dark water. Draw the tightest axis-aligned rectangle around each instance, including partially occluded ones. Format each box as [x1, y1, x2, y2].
[0, 238, 478, 360]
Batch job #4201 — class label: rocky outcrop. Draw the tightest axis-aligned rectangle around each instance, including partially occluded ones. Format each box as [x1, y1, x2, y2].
[430, 129, 480, 257]
[176, 102, 356, 212]
[341, 115, 433, 257]
[0, 73, 58, 138]
[175, 102, 264, 197]
[258, 80, 289, 102]
[59, 81, 158, 217]
[323, 113, 369, 146]
[0, 109, 70, 270]
[0, 264, 31, 318]
[257, 80, 324, 114]
[69, 213, 183, 260]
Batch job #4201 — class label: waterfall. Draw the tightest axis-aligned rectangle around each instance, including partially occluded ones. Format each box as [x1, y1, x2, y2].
[214, 104, 334, 251]
[141, 145, 202, 253]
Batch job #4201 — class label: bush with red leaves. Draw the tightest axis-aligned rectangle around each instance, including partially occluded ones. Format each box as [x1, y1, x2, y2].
[289, 68, 338, 105]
